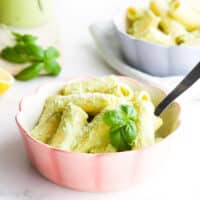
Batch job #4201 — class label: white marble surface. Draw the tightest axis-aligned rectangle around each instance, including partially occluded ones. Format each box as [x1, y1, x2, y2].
[0, 0, 200, 199]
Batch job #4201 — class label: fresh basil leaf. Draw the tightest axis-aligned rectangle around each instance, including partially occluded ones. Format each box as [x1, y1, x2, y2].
[23, 43, 44, 61]
[103, 105, 138, 151]
[44, 60, 61, 75]
[1, 47, 29, 63]
[2, 32, 61, 81]
[110, 128, 131, 151]
[12, 32, 37, 44]
[45, 47, 60, 59]
[13, 43, 44, 62]
[15, 62, 44, 81]
[120, 104, 137, 120]
[121, 122, 137, 145]
[23, 34, 38, 44]
[103, 110, 125, 127]
[14, 44, 32, 62]
[12, 32, 23, 42]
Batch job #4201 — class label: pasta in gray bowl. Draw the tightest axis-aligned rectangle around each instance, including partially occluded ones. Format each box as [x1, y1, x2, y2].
[114, 0, 200, 76]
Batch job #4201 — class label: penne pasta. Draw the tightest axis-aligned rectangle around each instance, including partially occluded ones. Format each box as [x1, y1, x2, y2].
[61, 76, 133, 99]
[74, 103, 124, 153]
[132, 91, 162, 148]
[60, 76, 118, 96]
[175, 35, 188, 45]
[136, 27, 174, 45]
[169, 0, 200, 31]
[150, 0, 168, 16]
[159, 16, 187, 36]
[126, 0, 200, 46]
[132, 10, 160, 35]
[49, 103, 88, 150]
[134, 98, 162, 148]
[31, 76, 163, 153]
[126, 6, 144, 21]
[31, 112, 62, 143]
[114, 83, 133, 100]
[37, 93, 128, 125]
[74, 111, 111, 153]
[137, 91, 151, 102]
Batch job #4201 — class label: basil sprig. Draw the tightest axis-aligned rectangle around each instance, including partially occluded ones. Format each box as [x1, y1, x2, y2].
[1, 32, 61, 81]
[15, 62, 43, 81]
[103, 104, 138, 151]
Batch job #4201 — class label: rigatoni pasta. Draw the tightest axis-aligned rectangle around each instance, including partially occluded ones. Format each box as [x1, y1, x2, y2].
[158, 16, 187, 37]
[75, 110, 115, 153]
[128, 10, 160, 35]
[31, 76, 163, 153]
[50, 103, 88, 150]
[169, 0, 200, 31]
[31, 112, 62, 143]
[60, 76, 133, 99]
[150, 0, 168, 16]
[126, 6, 144, 22]
[126, 0, 200, 46]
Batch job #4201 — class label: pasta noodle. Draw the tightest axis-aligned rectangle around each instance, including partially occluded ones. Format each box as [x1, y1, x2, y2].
[37, 93, 128, 125]
[133, 92, 163, 148]
[74, 111, 114, 153]
[31, 76, 163, 153]
[169, 0, 200, 31]
[137, 27, 174, 45]
[130, 10, 160, 35]
[115, 83, 133, 99]
[31, 112, 62, 143]
[60, 76, 118, 96]
[126, 6, 144, 21]
[126, 0, 200, 45]
[61, 76, 133, 99]
[150, 0, 168, 16]
[49, 103, 88, 150]
[159, 16, 187, 36]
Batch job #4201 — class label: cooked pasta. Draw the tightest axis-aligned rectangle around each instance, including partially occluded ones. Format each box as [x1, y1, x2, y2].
[126, 0, 200, 46]
[50, 103, 88, 150]
[60, 76, 118, 96]
[31, 76, 163, 153]
[75, 111, 114, 153]
[38, 93, 127, 123]
[169, 0, 200, 31]
[159, 16, 187, 36]
[137, 27, 174, 45]
[61, 76, 133, 99]
[128, 10, 160, 35]
[132, 91, 162, 148]
[150, 0, 168, 16]
[126, 6, 144, 21]
[31, 112, 62, 143]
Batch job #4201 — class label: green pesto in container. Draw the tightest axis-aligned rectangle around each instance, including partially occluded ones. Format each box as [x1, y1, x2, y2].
[0, 0, 53, 27]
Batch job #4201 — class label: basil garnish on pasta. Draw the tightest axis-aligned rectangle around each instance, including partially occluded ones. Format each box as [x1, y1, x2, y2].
[103, 104, 138, 151]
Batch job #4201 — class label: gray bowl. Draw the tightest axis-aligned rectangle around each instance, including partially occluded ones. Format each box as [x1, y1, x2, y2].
[113, 7, 200, 77]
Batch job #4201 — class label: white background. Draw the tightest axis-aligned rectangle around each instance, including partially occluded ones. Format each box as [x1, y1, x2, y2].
[0, 0, 200, 199]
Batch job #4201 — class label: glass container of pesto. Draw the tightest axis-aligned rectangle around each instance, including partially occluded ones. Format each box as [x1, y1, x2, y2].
[0, 0, 53, 27]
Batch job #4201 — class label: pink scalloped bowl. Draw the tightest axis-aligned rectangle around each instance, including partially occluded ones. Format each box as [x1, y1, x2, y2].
[15, 76, 181, 192]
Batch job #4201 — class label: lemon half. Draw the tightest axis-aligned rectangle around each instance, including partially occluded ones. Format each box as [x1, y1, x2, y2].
[0, 68, 14, 95]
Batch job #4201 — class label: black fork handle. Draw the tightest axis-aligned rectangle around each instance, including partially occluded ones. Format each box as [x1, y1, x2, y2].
[155, 62, 200, 116]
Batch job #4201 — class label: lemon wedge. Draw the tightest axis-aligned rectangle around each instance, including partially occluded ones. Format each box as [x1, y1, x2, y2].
[0, 68, 14, 95]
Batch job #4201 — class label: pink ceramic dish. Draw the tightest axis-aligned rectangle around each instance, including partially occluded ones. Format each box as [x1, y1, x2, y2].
[16, 76, 181, 192]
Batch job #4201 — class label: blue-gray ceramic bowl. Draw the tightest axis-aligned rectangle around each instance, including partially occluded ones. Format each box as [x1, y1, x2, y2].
[113, 6, 200, 77]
